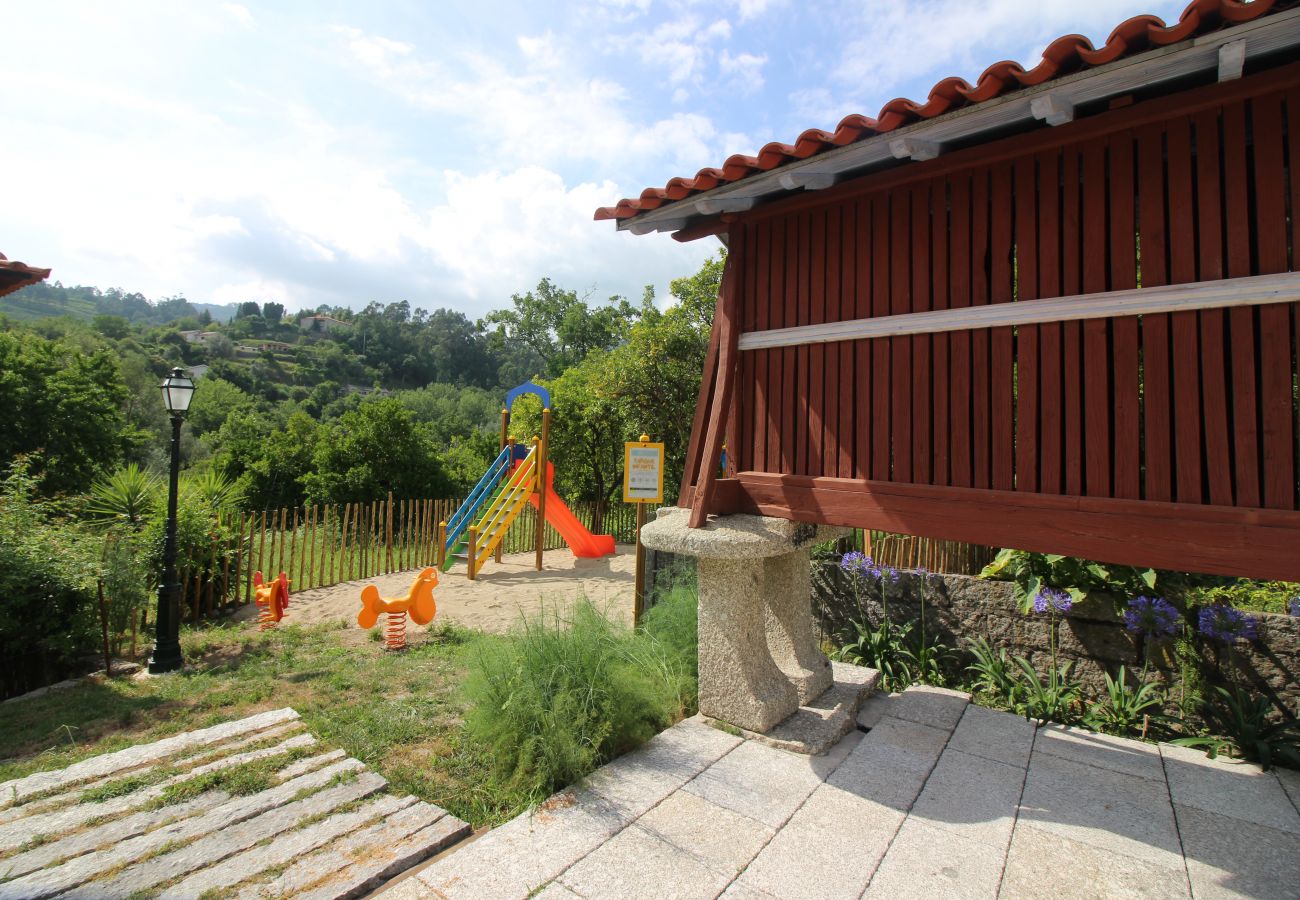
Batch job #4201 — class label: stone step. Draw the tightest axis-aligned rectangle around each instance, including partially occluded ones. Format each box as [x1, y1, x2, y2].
[292, 811, 471, 900]
[0, 732, 319, 852]
[0, 757, 364, 899]
[86, 771, 387, 899]
[232, 800, 451, 900]
[0, 708, 300, 808]
[165, 794, 417, 899]
[0, 719, 307, 825]
[705, 662, 881, 756]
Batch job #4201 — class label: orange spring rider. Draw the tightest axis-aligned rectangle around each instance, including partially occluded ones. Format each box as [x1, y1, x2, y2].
[253, 571, 291, 631]
[357, 567, 438, 651]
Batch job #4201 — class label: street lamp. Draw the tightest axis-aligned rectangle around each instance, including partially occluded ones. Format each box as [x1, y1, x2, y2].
[148, 367, 195, 674]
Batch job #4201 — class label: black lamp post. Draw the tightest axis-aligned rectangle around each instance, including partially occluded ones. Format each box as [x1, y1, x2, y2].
[148, 367, 195, 675]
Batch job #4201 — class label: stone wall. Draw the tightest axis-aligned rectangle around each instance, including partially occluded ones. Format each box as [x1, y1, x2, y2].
[811, 564, 1300, 717]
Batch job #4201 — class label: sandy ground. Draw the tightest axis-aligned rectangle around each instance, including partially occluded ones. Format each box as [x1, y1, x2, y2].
[234, 545, 637, 635]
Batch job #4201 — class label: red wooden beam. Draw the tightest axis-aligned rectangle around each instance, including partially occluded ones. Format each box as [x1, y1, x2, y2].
[716, 472, 1300, 582]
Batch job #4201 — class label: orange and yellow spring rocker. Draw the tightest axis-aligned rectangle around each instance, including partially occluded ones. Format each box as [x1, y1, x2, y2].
[253, 571, 291, 631]
[357, 567, 438, 651]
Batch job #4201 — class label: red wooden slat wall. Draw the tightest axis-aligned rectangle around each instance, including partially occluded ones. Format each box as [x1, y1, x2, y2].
[711, 84, 1300, 573]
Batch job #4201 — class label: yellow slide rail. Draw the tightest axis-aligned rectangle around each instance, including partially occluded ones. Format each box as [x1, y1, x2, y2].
[469, 443, 538, 574]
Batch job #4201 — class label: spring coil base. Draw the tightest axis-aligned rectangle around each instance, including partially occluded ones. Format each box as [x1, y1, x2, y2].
[384, 611, 408, 650]
[257, 603, 278, 631]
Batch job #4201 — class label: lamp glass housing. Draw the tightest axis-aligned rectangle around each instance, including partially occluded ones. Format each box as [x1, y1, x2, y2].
[160, 368, 195, 415]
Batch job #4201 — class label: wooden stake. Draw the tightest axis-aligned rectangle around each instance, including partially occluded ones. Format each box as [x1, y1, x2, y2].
[253, 510, 267, 603]
[221, 513, 233, 610]
[387, 492, 395, 573]
[634, 501, 648, 626]
[97, 579, 113, 675]
[438, 520, 447, 567]
[287, 507, 299, 591]
[233, 513, 247, 605]
[338, 504, 351, 584]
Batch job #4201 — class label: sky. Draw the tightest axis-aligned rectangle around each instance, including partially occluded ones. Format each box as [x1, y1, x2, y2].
[1, 0, 1191, 319]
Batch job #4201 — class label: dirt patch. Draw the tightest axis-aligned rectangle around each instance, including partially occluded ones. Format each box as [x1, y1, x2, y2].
[234, 547, 637, 636]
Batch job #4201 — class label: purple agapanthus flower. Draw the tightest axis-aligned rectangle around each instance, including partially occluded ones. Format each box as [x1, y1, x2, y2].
[1197, 604, 1259, 643]
[840, 550, 867, 573]
[1289, 597, 1300, 617]
[1124, 596, 1182, 639]
[1033, 587, 1073, 615]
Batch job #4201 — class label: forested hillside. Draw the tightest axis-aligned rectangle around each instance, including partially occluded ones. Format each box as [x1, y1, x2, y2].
[0, 253, 722, 512]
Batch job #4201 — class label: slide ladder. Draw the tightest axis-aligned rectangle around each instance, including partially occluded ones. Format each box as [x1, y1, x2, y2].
[441, 444, 517, 571]
[468, 444, 539, 573]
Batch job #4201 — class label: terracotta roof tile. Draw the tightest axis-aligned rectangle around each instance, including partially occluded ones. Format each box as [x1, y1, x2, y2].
[595, 0, 1281, 222]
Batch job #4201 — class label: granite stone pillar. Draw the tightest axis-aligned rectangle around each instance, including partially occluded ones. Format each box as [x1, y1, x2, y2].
[639, 507, 847, 734]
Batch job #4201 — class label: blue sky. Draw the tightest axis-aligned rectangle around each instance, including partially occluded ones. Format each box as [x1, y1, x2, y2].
[1, 0, 1190, 318]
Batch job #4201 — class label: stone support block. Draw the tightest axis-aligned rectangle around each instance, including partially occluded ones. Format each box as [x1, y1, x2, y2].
[639, 508, 847, 734]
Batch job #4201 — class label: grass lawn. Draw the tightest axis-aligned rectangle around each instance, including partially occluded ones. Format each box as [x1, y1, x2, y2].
[0, 620, 521, 828]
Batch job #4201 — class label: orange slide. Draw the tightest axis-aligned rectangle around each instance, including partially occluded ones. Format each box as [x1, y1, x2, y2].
[528, 463, 616, 558]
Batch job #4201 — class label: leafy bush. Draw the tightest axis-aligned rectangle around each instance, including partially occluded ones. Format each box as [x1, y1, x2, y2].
[1012, 656, 1084, 725]
[1171, 685, 1300, 770]
[980, 549, 1198, 613]
[834, 619, 915, 692]
[0, 464, 104, 698]
[1184, 579, 1299, 615]
[1083, 667, 1167, 738]
[462, 592, 696, 806]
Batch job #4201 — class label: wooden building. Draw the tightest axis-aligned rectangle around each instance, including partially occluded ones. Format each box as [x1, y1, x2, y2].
[597, 0, 1300, 581]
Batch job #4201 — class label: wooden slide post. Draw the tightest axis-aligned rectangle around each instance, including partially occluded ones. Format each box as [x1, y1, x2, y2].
[437, 521, 447, 568]
[467, 526, 478, 581]
[535, 409, 550, 571]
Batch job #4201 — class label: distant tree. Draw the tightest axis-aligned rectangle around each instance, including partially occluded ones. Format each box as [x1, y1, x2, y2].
[236, 301, 262, 320]
[301, 398, 452, 505]
[0, 331, 134, 494]
[92, 314, 131, 340]
[185, 377, 254, 437]
[262, 302, 285, 325]
[198, 309, 212, 326]
[484, 279, 638, 378]
[204, 332, 236, 359]
[241, 412, 320, 509]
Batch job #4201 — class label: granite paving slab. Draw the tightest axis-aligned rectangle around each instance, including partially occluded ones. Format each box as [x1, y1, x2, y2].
[999, 823, 1191, 899]
[1018, 748, 1186, 868]
[1172, 802, 1300, 900]
[863, 817, 1006, 900]
[558, 823, 734, 900]
[681, 738, 825, 828]
[1035, 723, 1167, 781]
[1160, 742, 1300, 834]
[944, 703, 1036, 769]
[0, 709, 467, 900]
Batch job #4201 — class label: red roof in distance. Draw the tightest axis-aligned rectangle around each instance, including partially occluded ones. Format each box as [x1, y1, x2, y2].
[595, 0, 1280, 223]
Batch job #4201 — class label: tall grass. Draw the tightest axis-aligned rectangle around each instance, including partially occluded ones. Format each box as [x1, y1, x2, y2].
[462, 587, 697, 806]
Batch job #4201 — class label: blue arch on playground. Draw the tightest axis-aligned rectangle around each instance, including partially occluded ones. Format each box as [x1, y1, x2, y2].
[504, 380, 551, 415]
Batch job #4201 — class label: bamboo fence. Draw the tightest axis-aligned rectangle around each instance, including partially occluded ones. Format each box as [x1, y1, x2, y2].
[180, 495, 644, 621]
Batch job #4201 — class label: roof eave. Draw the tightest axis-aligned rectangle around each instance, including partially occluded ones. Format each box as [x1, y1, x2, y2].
[618, 6, 1300, 240]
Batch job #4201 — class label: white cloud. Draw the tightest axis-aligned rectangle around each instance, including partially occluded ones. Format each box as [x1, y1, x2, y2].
[719, 49, 767, 91]
[220, 3, 253, 27]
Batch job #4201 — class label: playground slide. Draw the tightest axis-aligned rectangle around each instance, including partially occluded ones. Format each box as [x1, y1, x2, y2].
[528, 464, 615, 558]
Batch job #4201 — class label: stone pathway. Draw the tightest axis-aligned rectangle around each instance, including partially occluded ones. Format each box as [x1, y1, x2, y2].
[387, 686, 1300, 900]
[0, 708, 469, 899]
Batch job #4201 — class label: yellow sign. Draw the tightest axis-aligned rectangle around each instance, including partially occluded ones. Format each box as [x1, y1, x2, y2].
[623, 436, 664, 504]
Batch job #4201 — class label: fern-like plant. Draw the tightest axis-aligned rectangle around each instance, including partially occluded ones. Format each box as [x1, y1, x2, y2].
[85, 464, 160, 529]
[1083, 667, 1167, 738]
[1171, 685, 1300, 770]
[1013, 656, 1084, 725]
[965, 636, 1021, 705]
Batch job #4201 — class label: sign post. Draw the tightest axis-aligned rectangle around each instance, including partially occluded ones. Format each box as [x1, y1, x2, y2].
[623, 435, 664, 626]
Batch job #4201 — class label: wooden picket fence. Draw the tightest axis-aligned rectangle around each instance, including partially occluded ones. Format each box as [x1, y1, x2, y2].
[181, 495, 642, 621]
[859, 529, 997, 576]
